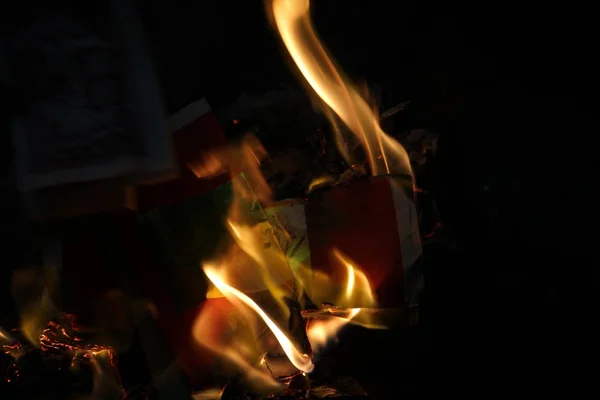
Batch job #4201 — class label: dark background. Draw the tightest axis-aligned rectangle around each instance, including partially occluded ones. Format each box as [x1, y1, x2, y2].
[1, 0, 593, 396]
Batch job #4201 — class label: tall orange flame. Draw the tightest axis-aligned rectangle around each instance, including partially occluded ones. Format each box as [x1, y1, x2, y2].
[269, 0, 413, 179]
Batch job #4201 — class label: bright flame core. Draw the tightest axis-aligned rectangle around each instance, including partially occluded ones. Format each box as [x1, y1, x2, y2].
[269, 0, 413, 179]
[204, 266, 314, 373]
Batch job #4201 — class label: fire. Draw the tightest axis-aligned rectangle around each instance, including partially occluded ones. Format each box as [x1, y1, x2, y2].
[0, 328, 11, 343]
[292, 248, 376, 310]
[307, 174, 335, 193]
[39, 315, 117, 366]
[190, 135, 304, 392]
[335, 249, 376, 307]
[10, 268, 59, 347]
[298, 249, 387, 356]
[190, 1, 411, 387]
[1, 314, 124, 397]
[190, 134, 384, 393]
[192, 387, 225, 400]
[305, 307, 360, 355]
[204, 266, 313, 374]
[268, 0, 413, 179]
[5, 268, 125, 395]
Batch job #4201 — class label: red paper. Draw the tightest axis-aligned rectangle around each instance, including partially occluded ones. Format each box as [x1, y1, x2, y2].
[305, 177, 406, 307]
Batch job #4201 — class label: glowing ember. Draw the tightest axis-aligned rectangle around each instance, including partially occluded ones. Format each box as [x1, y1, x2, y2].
[1, 314, 124, 397]
[0, 328, 26, 360]
[39, 317, 117, 368]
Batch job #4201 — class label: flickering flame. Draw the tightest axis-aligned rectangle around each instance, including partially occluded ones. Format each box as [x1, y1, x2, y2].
[298, 248, 384, 356]
[191, 134, 309, 391]
[193, 387, 224, 400]
[307, 175, 335, 193]
[190, 134, 294, 300]
[11, 268, 59, 347]
[293, 248, 376, 311]
[305, 307, 360, 354]
[345, 264, 355, 299]
[204, 266, 313, 374]
[334, 249, 375, 307]
[269, 0, 413, 179]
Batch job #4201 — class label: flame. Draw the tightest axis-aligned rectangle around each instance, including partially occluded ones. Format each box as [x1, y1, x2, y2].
[307, 175, 335, 193]
[191, 134, 309, 392]
[333, 249, 376, 307]
[293, 248, 376, 310]
[269, 0, 413, 179]
[193, 387, 225, 400]
[7, 267, 126, 394]
[204, 266, 313, 374]
[191, 291, 284, 393]
[189, 134, 379, 389]
[0, 328, 10, 342]
[11, 268, 59, 347]
[298, 249, 385, 356]
[189, 113, 393, 390]
[190, 134, 294, 303]
[305, 308, 360, 354]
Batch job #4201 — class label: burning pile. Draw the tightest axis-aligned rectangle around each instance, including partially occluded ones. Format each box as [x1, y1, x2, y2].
[3, 1, 423, 398]
[187, 0, 420, 397]
[1, 314, 126, 399]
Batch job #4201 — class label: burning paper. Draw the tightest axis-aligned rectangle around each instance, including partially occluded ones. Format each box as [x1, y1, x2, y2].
[189, 137, 307, 393]
[188, 132, 387, 395]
